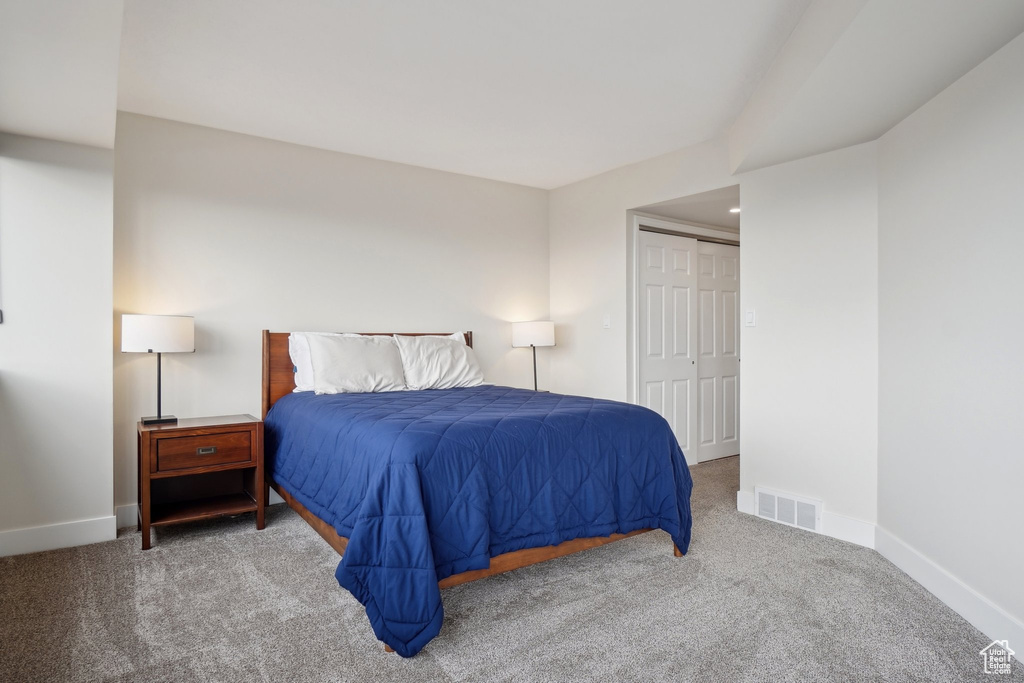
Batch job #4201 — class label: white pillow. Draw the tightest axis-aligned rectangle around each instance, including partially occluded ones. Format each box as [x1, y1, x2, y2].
[394, 333, 484, 390]
[289, 332, 346, 392]
[290, 331, 392, 391]
[306, 334, 407, 394]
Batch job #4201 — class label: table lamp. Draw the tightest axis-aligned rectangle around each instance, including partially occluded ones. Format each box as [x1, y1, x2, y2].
[512, 321, 555, 391]
[122, 314, 195, 425]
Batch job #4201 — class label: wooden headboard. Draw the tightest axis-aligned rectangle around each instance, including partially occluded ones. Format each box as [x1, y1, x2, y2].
[261, 330, 474, 418]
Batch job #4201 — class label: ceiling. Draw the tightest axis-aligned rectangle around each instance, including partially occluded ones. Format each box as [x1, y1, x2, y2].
[636, 185, 740, 231]
[116, 0, 811, 189]
[3, 1, 1022, 189]
[729, 0, 1024, 172]
[0, 0, 123, 148]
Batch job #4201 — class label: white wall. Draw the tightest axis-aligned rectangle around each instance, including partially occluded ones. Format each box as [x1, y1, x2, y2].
[0, 133, 115, 555]
[877, 32, 1024, 643]
[550, 133, 881, 536]
[737, 142, 879, 537]
[548, 140, 735, 401]
[113, 114, 550, 517]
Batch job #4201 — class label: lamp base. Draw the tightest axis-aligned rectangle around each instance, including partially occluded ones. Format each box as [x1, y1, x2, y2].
[141, 415, 177, 426]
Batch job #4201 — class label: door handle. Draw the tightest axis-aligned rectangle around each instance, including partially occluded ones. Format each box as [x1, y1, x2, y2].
[197, 446, 217, 455]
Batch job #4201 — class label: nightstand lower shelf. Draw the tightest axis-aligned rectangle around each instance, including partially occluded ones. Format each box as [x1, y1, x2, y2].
[150, 492, 258, 527]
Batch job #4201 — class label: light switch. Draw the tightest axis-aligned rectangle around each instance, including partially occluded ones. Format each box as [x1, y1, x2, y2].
[745, 310, 756, 327]
[602, 313, 611, 329]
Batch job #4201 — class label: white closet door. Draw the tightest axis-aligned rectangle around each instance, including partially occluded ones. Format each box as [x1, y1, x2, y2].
[695, 241, 741, 461]
[638, 231, 699, 456]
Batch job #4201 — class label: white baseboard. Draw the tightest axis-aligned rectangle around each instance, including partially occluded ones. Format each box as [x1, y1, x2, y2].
[736, 489, 874, 548]
[0, 515, 117, 558]
[821, 511, 875, 548]
[876, 526, 1024, 648]
[115, 504, 139, 530]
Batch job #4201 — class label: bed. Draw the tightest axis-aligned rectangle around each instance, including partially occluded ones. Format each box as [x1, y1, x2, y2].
[261, 330, 693, 657]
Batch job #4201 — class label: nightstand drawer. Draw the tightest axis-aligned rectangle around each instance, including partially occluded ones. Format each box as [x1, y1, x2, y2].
[156, 431, 253, 472]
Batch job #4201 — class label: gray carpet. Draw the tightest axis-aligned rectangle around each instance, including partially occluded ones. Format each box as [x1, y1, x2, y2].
[1, 456, 1017, 682]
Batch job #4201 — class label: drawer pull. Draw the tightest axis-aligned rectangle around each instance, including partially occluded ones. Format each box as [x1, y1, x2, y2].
[197, 446, 218, 455]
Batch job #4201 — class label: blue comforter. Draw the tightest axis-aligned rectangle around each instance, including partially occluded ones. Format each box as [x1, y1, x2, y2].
[265, 386, 692, 656]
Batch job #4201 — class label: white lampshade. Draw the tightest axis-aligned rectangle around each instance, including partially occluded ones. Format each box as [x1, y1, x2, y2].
[512, 321, 555, 348]
[121, 314, 195, 353]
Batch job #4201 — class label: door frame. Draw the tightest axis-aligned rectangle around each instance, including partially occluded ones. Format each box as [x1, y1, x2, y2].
[626, 212, 740, 406]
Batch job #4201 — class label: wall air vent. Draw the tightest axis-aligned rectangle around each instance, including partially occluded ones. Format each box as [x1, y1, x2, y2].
[754, 487, 822, 533]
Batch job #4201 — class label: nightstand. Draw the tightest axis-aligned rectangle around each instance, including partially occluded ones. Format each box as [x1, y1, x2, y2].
[137, 414, 264, 550]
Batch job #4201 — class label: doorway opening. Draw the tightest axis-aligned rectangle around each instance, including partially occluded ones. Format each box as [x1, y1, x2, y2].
[627, 185, 740, 464]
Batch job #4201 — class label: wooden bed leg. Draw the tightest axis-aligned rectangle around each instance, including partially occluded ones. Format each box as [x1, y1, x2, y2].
[383, 644, 394, 653]
[673, 544, 683, 557]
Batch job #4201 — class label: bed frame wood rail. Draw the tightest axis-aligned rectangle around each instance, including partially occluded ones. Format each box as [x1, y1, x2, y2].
[260, 330, 681, 651]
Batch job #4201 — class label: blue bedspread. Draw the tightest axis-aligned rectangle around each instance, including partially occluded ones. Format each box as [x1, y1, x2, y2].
[265, 386, 692, 656]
